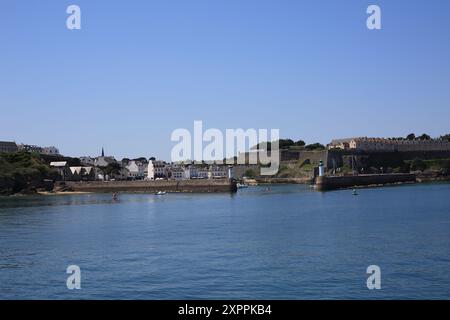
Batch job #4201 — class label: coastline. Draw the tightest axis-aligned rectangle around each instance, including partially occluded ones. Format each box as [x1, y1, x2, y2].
[1, 179, 449, 199]
[2, 175, 449, 197]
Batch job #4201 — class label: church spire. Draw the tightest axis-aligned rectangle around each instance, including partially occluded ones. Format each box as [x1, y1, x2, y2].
[101, 147, 104, 157]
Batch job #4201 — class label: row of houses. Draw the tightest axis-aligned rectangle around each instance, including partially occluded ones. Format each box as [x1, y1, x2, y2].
[18, 144, 60, 155]
[122, 160, 231, 181]
[51, 154, 232, 182]
[0, 141, 60, 155]
[328, 137, 450, 152]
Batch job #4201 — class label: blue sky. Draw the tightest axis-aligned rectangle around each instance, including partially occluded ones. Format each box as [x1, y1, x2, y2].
[1, 0, 450, 159]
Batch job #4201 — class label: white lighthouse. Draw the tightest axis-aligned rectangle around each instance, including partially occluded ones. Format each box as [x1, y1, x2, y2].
[319, 160, 324, 177]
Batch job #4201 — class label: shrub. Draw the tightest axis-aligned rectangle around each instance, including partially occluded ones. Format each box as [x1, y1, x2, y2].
[410, 158, 426, 171]
[244, 169, 255, 178]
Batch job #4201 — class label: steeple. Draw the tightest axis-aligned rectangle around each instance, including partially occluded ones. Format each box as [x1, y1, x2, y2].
[101, 147, 104, 157]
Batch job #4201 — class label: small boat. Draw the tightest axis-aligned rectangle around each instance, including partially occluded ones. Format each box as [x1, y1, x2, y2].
[155, 191, 167, 196]
[237, 183, 249, 189]
[352, 189, 358, 196]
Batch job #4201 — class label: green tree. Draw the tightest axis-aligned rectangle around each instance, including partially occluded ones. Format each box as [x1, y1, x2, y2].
[418, 133, 431, 140]
[406, 133, 416, 140]
[305, 143, 325, 151]
[255, 138, 305, 150]
[278, 139, 295, 149]
[99, 163, 121, 178]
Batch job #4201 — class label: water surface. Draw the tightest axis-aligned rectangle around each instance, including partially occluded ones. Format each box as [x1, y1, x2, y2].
[1, 183, 450, 299]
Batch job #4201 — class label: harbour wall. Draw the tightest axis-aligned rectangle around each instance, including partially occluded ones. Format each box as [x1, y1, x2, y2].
[255, 177, 312, 184]
[315, 173, 416, 191]
[64, 179, 237, 193]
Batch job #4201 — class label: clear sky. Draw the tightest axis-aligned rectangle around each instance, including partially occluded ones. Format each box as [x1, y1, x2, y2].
[1, 0, 450, 160]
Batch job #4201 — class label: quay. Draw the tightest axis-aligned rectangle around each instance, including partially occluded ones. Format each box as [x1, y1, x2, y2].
[314, 173, 416, 191]
[63, 179, 237, 194]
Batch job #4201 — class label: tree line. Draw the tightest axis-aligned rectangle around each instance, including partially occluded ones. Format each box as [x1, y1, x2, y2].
[254, 139, 325, 151]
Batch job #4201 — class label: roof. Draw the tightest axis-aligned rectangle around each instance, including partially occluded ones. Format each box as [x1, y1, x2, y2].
[70, 167, 83, 175]
[50, 161, 67, 167]
[0, 141, 17, 147]
[329, 138, 359, 145]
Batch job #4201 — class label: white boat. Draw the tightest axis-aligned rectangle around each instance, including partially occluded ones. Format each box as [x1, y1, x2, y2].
[237, 183, 249, 189]
[155, 191, 167, 195]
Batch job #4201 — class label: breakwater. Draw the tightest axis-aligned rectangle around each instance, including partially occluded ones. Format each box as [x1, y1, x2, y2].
[315, 173, 416, 191]
[64, 179, 237, 193]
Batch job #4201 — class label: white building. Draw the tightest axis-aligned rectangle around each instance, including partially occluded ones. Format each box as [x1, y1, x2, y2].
[153, 161, 167, 178]
[210, 165, 228, 178]
[170, 167, 185, 180]
[146, 160, 155, 180]
[125, 160, 146, 180]
[182, 166, 192, 180]
[196, 166, 211, 179]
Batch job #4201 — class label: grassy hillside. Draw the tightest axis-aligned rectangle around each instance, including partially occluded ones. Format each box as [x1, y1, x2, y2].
[0, 152, 58, 195]
[275, 160, 315, 178]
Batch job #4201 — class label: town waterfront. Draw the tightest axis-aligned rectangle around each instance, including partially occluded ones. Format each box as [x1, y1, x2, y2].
[1, 183, 450, 299]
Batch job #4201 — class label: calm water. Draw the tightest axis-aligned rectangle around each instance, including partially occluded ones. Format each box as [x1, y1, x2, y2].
[0, 183, 450, 299]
